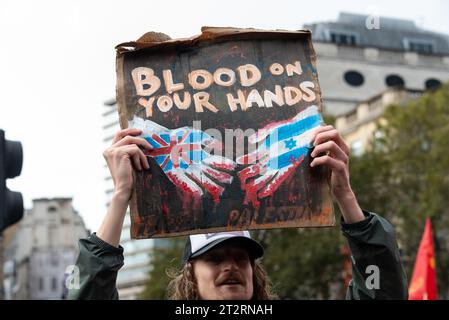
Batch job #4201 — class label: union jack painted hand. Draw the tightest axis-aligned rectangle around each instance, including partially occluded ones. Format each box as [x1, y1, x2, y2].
[236, 105, 323, 208]
[129, 117, 236, 204]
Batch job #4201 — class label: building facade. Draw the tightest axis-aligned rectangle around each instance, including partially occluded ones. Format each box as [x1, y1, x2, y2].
[335, 87, 423, 155]
[305, 12, 449, 116]
[3, 198, 89, 299]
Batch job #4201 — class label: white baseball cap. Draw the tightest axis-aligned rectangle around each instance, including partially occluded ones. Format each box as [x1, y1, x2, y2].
[182, 231, 264, 265]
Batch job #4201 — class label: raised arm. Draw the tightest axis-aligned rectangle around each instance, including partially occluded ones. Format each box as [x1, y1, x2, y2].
[311, 125, 407, 299]
[68, 129, 151, 300]
[97, 128, 151, 247]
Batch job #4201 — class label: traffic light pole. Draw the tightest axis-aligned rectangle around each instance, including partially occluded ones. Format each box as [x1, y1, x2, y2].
[0, 129, 24, 300]
[0, 233, 4, 300]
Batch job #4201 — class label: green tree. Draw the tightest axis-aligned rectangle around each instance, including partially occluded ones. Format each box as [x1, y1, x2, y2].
[139, 237, 185, 299]
[255, 224, 345, 299]
[350, 83, 449, 298]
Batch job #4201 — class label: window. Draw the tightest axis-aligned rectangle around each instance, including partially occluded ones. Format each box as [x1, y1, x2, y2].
[385, 75, 405, 88]
[425, 78, 441, 90]
[51, 277, 58, 292]
[330, 32, 357, 45]
[47, 206, 57, 213]
[39, 277, 44, 291]
[344, 71, 364, 87]
[404, 39, 434, 54]
[410, 42, 433, 54]
[50, 253, 59, 267]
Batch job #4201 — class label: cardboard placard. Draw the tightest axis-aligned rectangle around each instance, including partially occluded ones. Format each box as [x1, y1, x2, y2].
[115, 27, 335, 238]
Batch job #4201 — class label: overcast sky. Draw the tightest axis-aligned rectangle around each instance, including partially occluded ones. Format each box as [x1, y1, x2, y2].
[1, 0, 448, 231]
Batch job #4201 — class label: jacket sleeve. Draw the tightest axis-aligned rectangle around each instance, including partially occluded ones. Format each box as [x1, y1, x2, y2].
[342, 211, 408, 300]
[68, 233, 124, 300]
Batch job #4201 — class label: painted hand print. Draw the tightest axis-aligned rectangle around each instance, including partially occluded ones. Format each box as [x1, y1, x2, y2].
[129, 116, 236, 205]
[237, 105, 323, 208]
[115, 27, 335, 238]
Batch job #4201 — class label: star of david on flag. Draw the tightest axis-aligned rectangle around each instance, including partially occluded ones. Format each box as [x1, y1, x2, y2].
[236, 105, 323, 207]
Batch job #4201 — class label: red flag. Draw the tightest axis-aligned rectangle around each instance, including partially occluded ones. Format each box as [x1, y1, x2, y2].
[408, 218, 438, 300]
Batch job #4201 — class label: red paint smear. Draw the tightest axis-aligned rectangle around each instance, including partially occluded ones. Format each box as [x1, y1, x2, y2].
[239, 155, 305, 209]
[204, 181, 223, 204]
[160, 189, 170, 217]
[166, 172, 203, 223]
[240, 175, 270, 209]
[188, 173, 224, 205]
[238, 163, 269, 209]
[238, 163, 267, 190]
[167, 172, 201, 196]
[204, 167, 232, 183]
[207, 160, 235, 171]
[288, 193, 298, 203]
[180, 189, 202, 221]
[173, 114, 180, 128]
[259, 155, 304, 198]
[144, 173, 154, 190]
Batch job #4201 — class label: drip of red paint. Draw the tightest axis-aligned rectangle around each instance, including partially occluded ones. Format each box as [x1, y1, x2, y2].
[259, 155, 304, 198]
[167, 172, 202, 196]
[239, 155, 305, 209]
[204, 167, 233, 184]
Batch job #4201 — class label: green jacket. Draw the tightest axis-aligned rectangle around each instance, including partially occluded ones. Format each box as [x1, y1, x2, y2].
[68, 211, 408, 300]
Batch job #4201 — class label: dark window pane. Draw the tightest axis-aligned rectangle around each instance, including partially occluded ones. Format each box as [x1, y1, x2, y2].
[350, 35, 356, 45]
[408, 41, 433, 54]
[425, 78, 441, 90]
[330, 32, 357, 45]
[52, 277, 58, 291]
[386, 75, 405, 88]
[344, 71, 364, 87]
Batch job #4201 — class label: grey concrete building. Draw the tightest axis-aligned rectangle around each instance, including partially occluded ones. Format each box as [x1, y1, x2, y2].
[3, 198, 89, 299]
[305, 12, 449, 116]
[335, 87, 423, 155]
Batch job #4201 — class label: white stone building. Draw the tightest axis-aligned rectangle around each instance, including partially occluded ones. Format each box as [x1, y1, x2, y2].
[305, 12, 449, 116]
[3, 198, 89, 299]
[335, 87, 423, 155]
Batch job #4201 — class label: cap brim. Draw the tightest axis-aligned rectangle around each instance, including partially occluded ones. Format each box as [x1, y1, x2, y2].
[190, 236, 264, 261]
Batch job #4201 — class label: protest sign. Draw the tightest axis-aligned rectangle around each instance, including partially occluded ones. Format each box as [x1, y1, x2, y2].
[115, 27, 335, 238]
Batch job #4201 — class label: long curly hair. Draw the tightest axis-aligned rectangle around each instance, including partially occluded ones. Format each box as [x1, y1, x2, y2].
[166, 259, 278, 300]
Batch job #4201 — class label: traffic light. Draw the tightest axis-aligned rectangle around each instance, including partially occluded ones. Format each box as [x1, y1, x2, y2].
[0, 129, 24, 232]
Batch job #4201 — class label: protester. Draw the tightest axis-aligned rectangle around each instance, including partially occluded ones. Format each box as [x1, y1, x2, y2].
[68, 125, 408, 300]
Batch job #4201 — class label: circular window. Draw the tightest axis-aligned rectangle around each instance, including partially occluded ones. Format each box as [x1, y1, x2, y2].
[385, 75, 405, 88]
[425, 78, 441, 90]
[344, 71, 364, 87]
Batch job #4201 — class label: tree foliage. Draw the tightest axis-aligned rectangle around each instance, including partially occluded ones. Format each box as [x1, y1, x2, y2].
[139, 237, 185, 299]
[350, 84, 449, 298]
